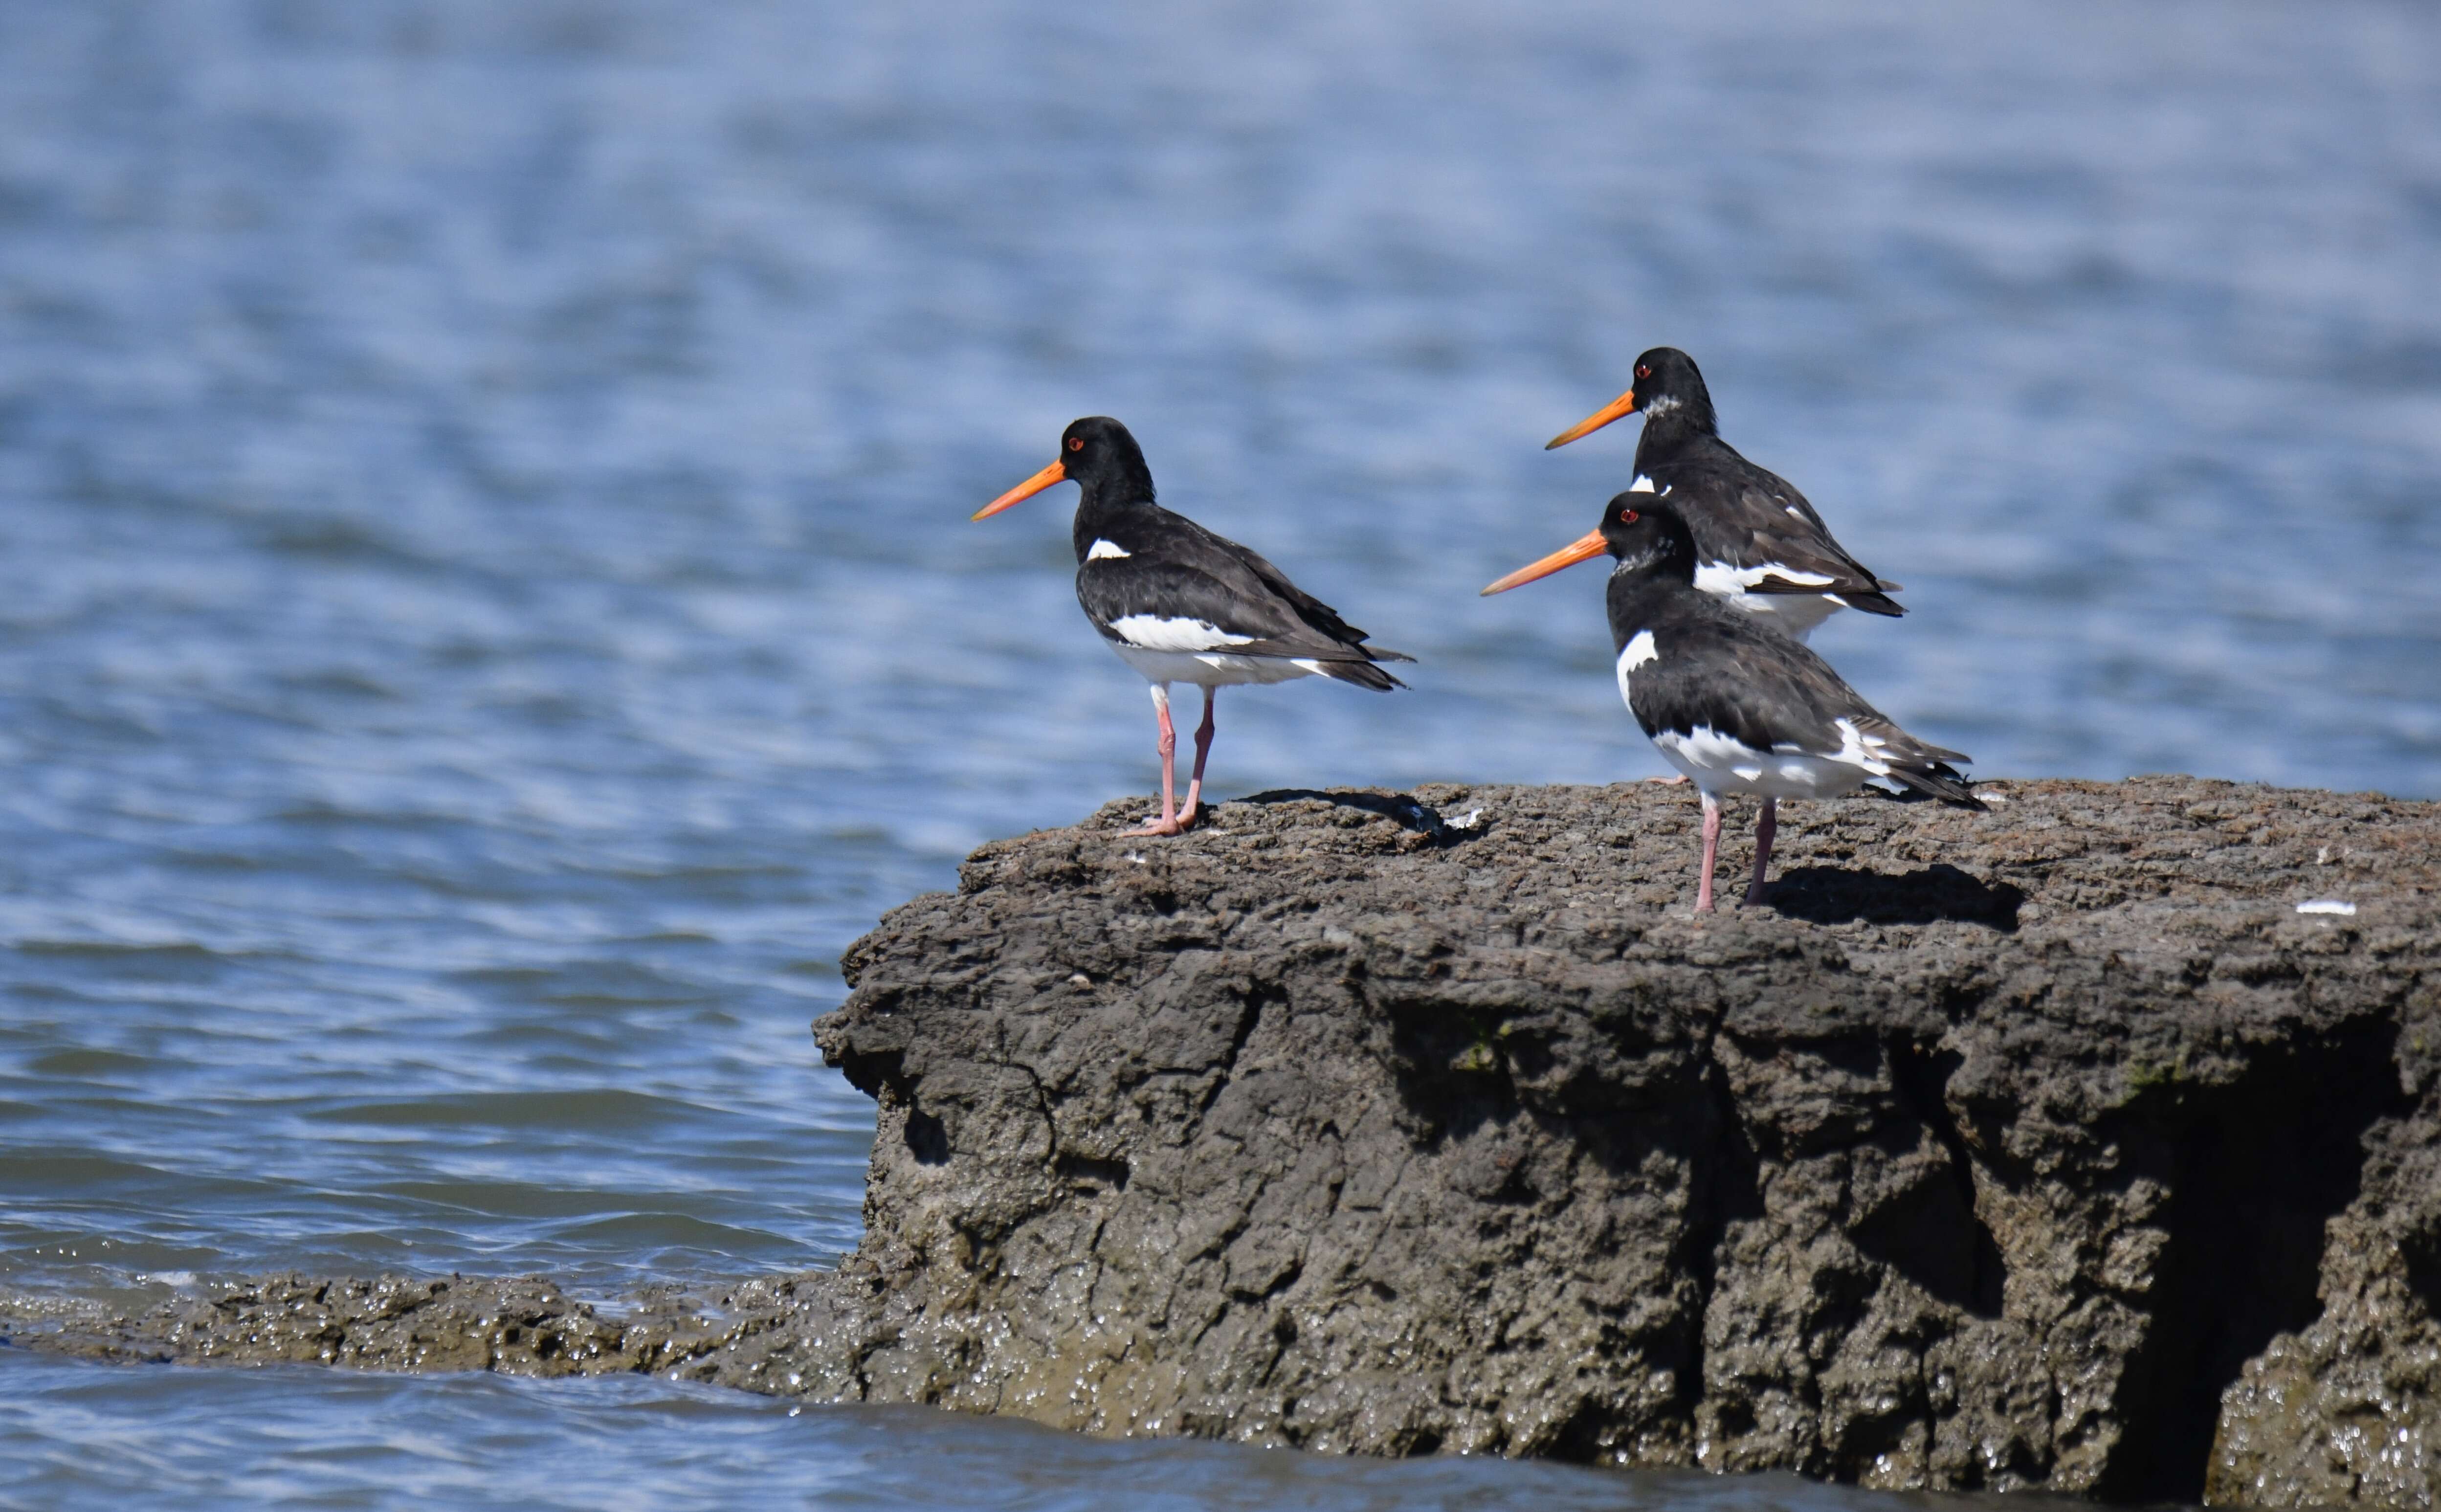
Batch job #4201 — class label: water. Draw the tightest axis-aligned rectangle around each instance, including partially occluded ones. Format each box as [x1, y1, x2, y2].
[0, 0, 2433, 1505]
[0, 1357, 2070, 1512]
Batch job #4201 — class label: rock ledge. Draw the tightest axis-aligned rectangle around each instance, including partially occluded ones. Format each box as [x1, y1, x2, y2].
[10, 777, 2440, 1508]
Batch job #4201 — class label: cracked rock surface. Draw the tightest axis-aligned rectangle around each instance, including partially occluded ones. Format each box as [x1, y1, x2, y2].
[9, 777, 2440, 1506]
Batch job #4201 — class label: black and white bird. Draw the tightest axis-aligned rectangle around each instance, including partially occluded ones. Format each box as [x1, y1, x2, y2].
[975, 417, 1410, 836]
[1482, 493, 1981, 912]
[1545, 347, 1903, 640]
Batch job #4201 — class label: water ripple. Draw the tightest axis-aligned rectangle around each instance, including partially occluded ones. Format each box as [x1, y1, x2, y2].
[0, 0, 2433, 1504]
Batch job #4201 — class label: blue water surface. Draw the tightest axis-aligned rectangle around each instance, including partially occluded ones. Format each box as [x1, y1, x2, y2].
[0, 0, 2435, 1506]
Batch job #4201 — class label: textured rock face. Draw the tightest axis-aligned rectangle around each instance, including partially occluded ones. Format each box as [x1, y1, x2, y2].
[9, 776, 2439, 1507]
[815, 777, 2441, 1504]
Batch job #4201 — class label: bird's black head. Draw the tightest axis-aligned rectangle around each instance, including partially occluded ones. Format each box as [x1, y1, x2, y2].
[1543, 345, 1719, 449]
[974, 415, 1155, 520]
[1056, 417, 1153, 498]
[1597, 492, 1698, 582]
[1623, 348, 1713, 430]
[1479, 491, 1696, 596]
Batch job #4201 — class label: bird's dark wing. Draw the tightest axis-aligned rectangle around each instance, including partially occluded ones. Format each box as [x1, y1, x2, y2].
[1627, 607, 1980, 807]
[1668, 451, 1906, 614]
[1075, 553, 1409, 692]
[1160, 510, 1412, 657]
[1085, 504, 1410, 657]
[1625, 625, 1844, 751]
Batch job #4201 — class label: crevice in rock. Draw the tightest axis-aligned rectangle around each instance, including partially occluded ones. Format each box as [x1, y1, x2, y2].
[1546, 1395, 1614, 1463]
[1869, 1042, 2006, 1318]
[1220, 987, 1266, 1072]
[1381, 1000, 1520, 1150]
[902, 1100, 949, 1165]
[2100, 1017, 2407, 1505]
[1189, 985, 1274, 1127]
[1054, 1154, 1129, 1195]
[2401, 1212, 2441, 1317]
[1681, 1031, 1765, 1435]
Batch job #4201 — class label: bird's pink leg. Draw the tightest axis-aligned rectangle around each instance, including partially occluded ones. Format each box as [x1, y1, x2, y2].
[1645, 774, 1689, 785]
[1135, 686, 1188, 836]
[1695, 789, 1722, 913]
[1174, 687, 1217, 829]
[1742, 796, 1777, 907]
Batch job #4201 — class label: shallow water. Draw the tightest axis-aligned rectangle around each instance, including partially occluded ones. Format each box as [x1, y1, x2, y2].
[0, 0, 2434, 1505]
[0, 1354, 2088, 1512]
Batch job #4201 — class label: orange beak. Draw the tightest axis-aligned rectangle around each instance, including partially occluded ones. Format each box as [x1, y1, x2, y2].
[1480, 527, 1610, 595]
[1543, 388, 1639, 450]
[972, 459, 1067, 520]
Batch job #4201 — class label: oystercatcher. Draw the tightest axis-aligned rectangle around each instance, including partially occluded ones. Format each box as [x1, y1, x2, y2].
[1544, 347, 1902, 639]
[975, 417, 1410, 836]
[1482, 494, 1981, 912]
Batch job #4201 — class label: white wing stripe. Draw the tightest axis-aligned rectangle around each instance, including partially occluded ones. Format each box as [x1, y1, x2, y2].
[1108, 614, 1255, 652]
[1650, 722, 1886, 800]
[1695, 558, 1839, 591]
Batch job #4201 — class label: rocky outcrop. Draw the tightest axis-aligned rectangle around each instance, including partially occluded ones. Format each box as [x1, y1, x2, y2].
[9, 777, 2439, 1506]
[812, 776, 2441, 1504]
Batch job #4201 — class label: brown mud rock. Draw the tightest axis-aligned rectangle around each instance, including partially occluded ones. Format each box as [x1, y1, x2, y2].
[7, 777, 2439, 1508]
[817, 776, 2441, 1505]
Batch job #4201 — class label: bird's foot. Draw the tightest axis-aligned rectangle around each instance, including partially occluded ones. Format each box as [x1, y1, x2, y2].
[1739, 885, 1771, 909]
[1133, 811, 1194, 837]
[1646, 775, 1689, 785]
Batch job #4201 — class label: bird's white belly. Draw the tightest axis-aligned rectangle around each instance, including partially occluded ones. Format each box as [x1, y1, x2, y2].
[1110, 642, 1323, 688]
[1648, 724, 1879, 800]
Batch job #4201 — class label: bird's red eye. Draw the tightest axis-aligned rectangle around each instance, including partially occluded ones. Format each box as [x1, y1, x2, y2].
[1620, 508, 1640, 523]
[1635, 364, 1651, 379]
[1067, 437, 1083, 452]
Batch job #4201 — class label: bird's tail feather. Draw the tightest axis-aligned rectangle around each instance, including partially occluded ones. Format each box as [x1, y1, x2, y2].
[1321, 659, 1407, 692]
[1888, 760, 1985, 810]
[1834, 590, 1907, 618]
